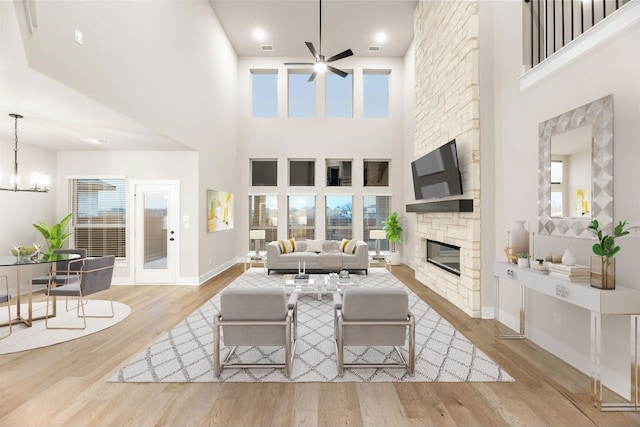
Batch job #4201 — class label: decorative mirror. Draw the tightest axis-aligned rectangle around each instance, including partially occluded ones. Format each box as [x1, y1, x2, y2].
[538, 95, 613, 238]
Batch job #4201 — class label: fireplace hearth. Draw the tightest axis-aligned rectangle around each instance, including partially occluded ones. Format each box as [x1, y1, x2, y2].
[427, 240, 461, 276]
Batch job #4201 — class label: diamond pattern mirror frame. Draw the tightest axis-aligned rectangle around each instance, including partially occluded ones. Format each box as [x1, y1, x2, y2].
[538, 95, 613, 238]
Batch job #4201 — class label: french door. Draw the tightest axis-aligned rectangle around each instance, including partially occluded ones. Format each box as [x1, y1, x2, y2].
[134, 182, 179, 284]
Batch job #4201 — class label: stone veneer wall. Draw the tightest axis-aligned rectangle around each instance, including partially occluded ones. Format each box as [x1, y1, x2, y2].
[413, 0, 481, 317]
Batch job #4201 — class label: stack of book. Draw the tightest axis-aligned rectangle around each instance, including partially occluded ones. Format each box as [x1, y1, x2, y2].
[548, 263, 590, 282]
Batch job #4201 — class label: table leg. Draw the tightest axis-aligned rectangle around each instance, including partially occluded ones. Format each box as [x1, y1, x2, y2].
[590, 311, 602, 409]
[494, 275, 526, 339]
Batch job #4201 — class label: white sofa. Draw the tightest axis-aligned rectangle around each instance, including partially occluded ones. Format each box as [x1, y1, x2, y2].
[266, 239, 369, 275]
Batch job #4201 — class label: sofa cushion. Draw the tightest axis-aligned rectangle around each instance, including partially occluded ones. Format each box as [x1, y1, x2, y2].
[340, 239, 357, 254]
[323, 240, 340, 252]
[279, 238, 296, 253]
[279, 252, 319, 262]
[305, 239, 323, 253]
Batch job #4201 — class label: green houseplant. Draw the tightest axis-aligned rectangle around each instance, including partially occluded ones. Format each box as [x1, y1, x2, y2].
[383, 212, 403, 265]
[587, 219, 634, 289]
[33, 213, 73, 256]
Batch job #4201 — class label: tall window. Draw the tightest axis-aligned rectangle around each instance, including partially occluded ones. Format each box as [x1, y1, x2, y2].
[363, 195, 391, 251]
[326, 72, 352, 118]
[251, 70, 278, 118]
[68, 178, 126, 258]
[249, 195, 278, 247]
[288, 71, 315, 118]
[326, 195, 353, 241]
[363, 70, 390, 118]
[288, 195, 316, 240]
[289, 159, 315, 186]
[364, 160, 389, 186]
[251, 159, 277, 186]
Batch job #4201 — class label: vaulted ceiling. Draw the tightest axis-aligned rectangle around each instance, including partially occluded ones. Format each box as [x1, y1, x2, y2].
[0, 1, 416, 153]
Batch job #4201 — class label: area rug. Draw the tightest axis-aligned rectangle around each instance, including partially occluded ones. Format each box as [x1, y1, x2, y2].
[0, 300, 131, 354]
[110, 268, 513, 383]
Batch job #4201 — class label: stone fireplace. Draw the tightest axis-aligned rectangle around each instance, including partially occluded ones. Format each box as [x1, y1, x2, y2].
[412, 1, 482, 318]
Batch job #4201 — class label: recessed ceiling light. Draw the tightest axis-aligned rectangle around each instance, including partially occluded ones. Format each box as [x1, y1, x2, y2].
[375, 32, 387, 44]
[254, 28, 266, 41]
[80, 138, 107, 145]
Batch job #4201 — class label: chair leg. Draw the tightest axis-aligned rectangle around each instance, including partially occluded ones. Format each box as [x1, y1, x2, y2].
[213, 316, 221, 377]
[337, 317, 344, 377]
[78, 288, 115, 319]
[0, 276, 11, 339]
[47, 290, 87, 330]
[409, 315, 415, 375]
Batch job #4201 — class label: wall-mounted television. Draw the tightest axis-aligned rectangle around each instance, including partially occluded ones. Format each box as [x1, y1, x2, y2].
[411, 139, 463, 201]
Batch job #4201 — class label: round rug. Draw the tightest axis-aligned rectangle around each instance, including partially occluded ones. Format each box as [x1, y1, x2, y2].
[0, 300, 131, 354]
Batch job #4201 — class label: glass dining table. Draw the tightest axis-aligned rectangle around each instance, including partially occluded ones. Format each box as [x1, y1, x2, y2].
[0, 253, 80, 327]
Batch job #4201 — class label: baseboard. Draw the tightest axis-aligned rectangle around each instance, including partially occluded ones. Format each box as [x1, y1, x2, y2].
[481, 307, 495, 320]
[198, 259, 237, 285]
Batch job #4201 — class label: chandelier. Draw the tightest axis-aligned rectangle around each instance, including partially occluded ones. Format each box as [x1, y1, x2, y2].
[0, 113, 49, 193]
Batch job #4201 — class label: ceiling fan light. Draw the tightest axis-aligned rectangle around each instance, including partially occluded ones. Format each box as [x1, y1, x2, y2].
[314, 62, 327, 73]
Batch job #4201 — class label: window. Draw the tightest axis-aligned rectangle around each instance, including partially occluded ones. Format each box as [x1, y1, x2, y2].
[551, 160, 563, 184]
[251, 159, 277, 186]
[326, 195, 353, 241]
[326, 72, 352, 118]
[288, 195, 316, 240]
[326, 159, 352, 186]
[251, 70, 278, 118]
[289, 159, 315, 186]
[363, 195, 391, 251]
[551, 191, 563, 217]
[363, 70, 390, 118]
[288, 71, 315, 118]
[68, 178, 126, 258]
[364, 160, 389, 186]
[249, 195, 278, 248]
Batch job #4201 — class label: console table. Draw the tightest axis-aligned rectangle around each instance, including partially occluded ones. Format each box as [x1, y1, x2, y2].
[494, 261, 640, 411]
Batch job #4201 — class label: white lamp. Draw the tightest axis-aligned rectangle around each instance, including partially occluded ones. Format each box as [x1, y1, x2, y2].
[250, 229, 266, 259]
[370, 229, 387, 260]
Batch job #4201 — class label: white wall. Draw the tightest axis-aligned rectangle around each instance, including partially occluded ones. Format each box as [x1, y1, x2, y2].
[57, 151, 199, 284]
[403, 42, 416, 269]
[492, 1, 640, 398]
[236, 57, 406, 251]
[13, 1, 240, 279]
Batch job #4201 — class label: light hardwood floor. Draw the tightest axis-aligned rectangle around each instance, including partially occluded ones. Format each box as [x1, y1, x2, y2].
[1, 264, 639, 427]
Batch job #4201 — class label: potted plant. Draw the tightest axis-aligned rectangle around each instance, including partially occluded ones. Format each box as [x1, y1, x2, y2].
[383, 212, 403, 265]
[587, 219, 634, 289]
[516, 253, 530, 268]
[33, 213, 73, 257]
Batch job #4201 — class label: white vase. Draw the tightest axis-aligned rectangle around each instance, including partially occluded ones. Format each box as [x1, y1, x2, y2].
[562, 247, 576, 266]
[388, 251, 400, 266]
[511, 220, 529, 256]
[517, 257, 529, 268]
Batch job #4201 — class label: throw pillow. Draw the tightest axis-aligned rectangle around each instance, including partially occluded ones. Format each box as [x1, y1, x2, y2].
[279, 238, 296, 254]
[323, 240, 340, 252]
[305, 239, 324, 253]
[340, 238, 357, 254]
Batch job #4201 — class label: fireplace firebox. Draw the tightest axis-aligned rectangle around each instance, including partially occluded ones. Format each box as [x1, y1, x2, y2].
[426, 240, 461, 276]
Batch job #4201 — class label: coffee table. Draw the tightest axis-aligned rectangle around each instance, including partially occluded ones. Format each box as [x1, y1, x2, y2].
[281, 274, 359, 300]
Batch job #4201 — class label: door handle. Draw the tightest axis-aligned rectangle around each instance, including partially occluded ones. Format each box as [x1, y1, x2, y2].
[169, 237, 175, 241]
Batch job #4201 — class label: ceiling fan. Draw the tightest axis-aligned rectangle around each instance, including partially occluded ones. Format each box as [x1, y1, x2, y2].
[284, 0, 353, 82]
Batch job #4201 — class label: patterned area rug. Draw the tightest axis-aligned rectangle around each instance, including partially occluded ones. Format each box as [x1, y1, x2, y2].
[110, 268, 513, 383]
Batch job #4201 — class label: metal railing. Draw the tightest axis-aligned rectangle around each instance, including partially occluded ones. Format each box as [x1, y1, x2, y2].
[524, 0, 633, 69]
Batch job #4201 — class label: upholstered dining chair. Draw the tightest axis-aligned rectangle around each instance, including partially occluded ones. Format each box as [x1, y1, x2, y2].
[213, 288, 298, 378]
[333, 288, 415, 376]
[0, 275, 11, 339]
[44, 255, 115, 330]
[31, 249, 88, 287]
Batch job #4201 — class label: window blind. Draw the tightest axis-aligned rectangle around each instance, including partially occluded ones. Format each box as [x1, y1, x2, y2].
[68, 178, 126, 258]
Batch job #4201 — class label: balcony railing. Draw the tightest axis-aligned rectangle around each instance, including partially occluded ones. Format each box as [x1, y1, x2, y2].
[524, 0, 633, 69]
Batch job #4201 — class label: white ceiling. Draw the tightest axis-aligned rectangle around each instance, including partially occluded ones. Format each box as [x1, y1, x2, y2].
[0, 0, 416, 154]
[208, 0, 417, 58]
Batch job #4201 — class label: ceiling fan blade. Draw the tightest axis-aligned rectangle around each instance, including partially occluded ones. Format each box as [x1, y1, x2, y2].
[307, 71, 318, 82]
[305, 41, 318, 60]
[284, 62, 314, 65]
[327, 65, 348, 78]
[326, 49, 353, 63]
